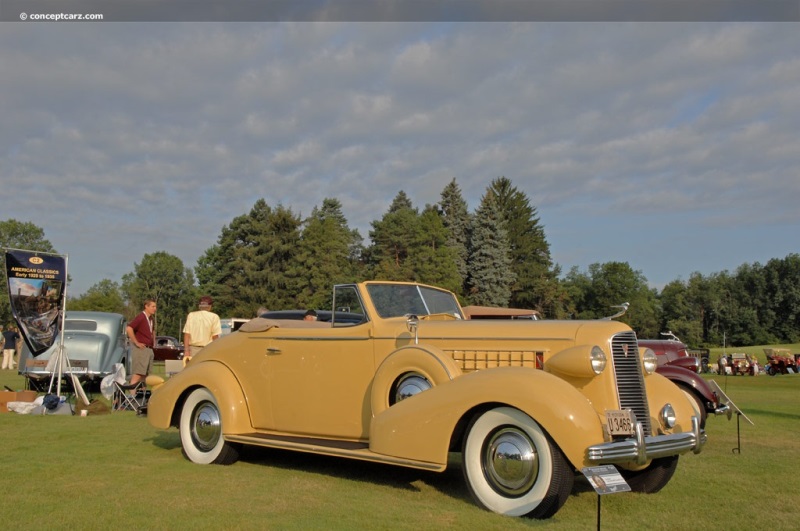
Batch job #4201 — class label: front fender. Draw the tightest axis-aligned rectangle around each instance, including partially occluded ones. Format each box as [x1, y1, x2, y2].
[643, 371, 700, 431]
[656, 365, 716, 405]
[369, 366, 605, 469]
[147, 360, 251, 434]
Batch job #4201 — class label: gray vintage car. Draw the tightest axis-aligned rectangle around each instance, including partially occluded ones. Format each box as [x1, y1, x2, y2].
[18, 311, 131, 386]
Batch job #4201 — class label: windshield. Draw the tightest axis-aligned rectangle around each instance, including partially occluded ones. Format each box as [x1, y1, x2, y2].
[366, 284, 463, 319]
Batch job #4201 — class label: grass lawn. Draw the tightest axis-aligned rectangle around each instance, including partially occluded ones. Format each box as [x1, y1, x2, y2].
[1, 358, 799, 530]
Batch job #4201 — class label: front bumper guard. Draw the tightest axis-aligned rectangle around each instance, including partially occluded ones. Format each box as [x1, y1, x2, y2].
[712, 403, 731, 417]
[587, 416, 706, 465]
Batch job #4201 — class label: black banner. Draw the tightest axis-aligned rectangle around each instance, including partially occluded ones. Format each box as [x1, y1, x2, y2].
[5, 249, 66, 355]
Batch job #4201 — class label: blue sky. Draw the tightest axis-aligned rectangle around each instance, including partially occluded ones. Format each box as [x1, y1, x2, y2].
[2, 20, 798, 297]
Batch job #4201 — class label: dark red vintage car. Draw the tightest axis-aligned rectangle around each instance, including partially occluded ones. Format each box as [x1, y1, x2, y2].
[153, 335, 184, 361]
[638, 334, 700, 373]
[638, 334, 728, 428]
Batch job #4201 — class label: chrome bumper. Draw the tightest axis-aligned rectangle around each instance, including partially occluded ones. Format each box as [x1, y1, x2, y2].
[586, 416, 706, 465]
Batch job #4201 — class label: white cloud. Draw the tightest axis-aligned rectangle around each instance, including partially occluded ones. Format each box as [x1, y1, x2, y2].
[1, 22, 798, 295]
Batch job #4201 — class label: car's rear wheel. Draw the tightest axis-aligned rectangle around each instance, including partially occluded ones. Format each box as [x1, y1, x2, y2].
[180, 387, 240, 465]
[620, 455, 678, 493]
[462, 407, 573, 518]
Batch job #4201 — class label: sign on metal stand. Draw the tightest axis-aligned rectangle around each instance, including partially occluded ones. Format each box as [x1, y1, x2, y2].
[706, 379, 754, 454]
[582, 465, 630, 530]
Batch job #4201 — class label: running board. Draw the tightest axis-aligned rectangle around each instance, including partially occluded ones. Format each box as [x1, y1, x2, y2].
[224, 432, 445, 472]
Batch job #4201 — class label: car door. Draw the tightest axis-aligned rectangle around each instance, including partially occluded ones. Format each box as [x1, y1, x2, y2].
[248, 323, 375, 440]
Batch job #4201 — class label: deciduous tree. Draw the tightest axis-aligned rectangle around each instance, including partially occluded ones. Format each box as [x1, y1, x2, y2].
[69, 279, 126, 314]
[0, 219, 59, 324]
[121, 251, 195, 338]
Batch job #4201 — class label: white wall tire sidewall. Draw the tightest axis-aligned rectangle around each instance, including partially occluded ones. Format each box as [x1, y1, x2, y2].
[464, 407, 553, 516]
[180, 388, 225, 465]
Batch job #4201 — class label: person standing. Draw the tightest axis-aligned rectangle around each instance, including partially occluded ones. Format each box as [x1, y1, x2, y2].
[2, 324, 21, 370]
[183, 296, 221, 362]
[126, 299, 156, 387]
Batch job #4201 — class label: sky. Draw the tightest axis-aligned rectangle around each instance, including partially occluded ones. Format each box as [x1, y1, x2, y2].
[2, 5, 799, 297]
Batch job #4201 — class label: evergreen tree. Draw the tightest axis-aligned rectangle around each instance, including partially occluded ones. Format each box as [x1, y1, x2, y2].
[409, 205, 462, 294]
[367, 191, 420, 281]
[466, 190, 515, 306]
[294, 198, 363, 309]
[196, 199, 302, 317]
[488, 177, 562, 314]
[438, 178, 471, 297]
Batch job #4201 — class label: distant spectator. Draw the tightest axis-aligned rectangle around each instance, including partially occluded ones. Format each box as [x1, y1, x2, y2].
[183, 296, 222, 361]
[304, 309, 318, 321]
[2, 324, 21, 370]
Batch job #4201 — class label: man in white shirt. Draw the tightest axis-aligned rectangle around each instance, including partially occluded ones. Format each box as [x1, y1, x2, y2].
[183, 296, 222, 362]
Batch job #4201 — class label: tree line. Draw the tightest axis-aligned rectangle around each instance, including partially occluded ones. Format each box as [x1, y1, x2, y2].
[1, 179, 798, 347]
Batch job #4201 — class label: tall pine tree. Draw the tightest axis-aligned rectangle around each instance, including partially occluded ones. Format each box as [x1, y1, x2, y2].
[196, 199, 302, 316]
[438, 178, 471, 298]
[466, 190, 515, 306]
[293, 198, 363, 309]
[367, 191, 420, 281]
[489, 177, 562, 315]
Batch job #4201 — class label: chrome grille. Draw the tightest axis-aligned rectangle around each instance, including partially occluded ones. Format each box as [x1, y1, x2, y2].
[612, 331, 651, 435]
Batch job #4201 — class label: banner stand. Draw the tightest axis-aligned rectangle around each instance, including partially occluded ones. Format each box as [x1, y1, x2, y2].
[4, 248, 82, 411]
[46, 254, 70, 403]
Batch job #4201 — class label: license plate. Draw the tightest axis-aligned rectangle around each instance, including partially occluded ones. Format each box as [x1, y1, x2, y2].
[606, 409, 635, 436]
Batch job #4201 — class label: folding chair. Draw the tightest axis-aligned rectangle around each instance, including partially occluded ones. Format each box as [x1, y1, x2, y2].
[112, 381, 147, 412]
[101, 363, 148, 413]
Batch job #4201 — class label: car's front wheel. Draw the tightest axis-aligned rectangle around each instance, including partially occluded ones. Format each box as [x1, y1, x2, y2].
[620, 455, 678, 493]
[180, 387, 240, 465]
[462, 407, 573, 518]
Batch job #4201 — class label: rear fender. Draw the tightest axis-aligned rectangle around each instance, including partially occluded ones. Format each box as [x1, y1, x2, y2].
[369, 366, 604, 469]
[147, 361, 251, 433]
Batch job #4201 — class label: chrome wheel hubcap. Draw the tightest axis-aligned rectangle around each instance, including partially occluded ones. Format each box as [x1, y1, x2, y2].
[394, 374, 431, 403]
[483, 427, 538, 496]
[191, 401, 221, 452]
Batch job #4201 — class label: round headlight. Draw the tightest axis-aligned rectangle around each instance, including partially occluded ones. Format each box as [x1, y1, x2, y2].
[660, 403, 677, 429]
[590, 346, 607, 374]
[641, 347, 657, 374]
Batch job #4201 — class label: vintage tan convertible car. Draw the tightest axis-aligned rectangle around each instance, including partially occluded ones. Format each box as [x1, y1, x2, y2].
[148, 281, 704, 518]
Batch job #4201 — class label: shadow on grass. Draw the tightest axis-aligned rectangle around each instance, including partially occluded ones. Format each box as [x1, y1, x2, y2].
[235, 444, 471, 502]
[739, 409, 800, 421]
[150, 429, 182, 449]
[146, 429, 600, 506]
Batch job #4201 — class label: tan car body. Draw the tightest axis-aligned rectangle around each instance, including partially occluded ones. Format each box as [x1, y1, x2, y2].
[148, 281, 703, 518]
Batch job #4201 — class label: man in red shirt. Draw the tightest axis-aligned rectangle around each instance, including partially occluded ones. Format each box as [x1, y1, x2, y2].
[126, 299, 156, 387]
